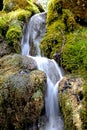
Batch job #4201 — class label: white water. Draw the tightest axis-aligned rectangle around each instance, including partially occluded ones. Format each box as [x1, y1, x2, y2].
[21, 12, 64, 130]
[33, 0, 49, 11]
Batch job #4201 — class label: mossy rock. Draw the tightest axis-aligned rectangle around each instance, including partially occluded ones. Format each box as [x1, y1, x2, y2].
[3, 0, 39, 13]
[40, 8, 76, 59]
[0, 54, 46, 130]
[59, 76, 84, 130]
[0, 17, 8, 36]
[6, 21, 22, 53]
[40, 22, 65, 58]
[0, 8, 32, 55]
[3, 0, 28, 12]
[0, 0, 41, 56]
[7, 9, 32, 22]
[0, 54, 37, 84]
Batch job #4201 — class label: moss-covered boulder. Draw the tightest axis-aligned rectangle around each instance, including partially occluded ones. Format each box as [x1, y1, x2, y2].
[0, 54, 47, 130]
[40, 0, 87, 74]
[58, 76, 86, 130]
[0, 0, 42, 57]
[0, 9, 32, 54]
[40, 8, 76, 59]
[6, 20, 22, 53]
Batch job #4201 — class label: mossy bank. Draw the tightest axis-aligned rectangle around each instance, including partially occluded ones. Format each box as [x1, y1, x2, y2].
[40, 0, 87, 129]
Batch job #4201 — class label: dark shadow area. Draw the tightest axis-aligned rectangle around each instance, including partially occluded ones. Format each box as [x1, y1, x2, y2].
[0, 0, 3, 11]
[76, 16, 87, 27]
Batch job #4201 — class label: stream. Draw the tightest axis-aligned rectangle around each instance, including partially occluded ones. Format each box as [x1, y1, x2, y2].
[21, 12, 64, 130]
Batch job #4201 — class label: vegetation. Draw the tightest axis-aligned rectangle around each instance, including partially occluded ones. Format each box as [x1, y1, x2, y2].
[40, 9, 76, 59]
[59, 77, 84, 130]
[59, 91, 77, 130]
[0, 0, 41, 54]
[40, 0, 87, 129]
[3, 0, 40, 13]
[6, 21, 22, 53]
[0, 0, 87, 129]
[62, 26, 87, 73]
[0, 17, 8, 36]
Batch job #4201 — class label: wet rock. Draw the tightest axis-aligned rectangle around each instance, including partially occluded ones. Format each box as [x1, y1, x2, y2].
[53, 52, 62, 66]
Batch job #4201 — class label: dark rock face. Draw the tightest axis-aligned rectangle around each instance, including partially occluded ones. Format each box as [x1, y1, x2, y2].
[0, 54, 47, 130]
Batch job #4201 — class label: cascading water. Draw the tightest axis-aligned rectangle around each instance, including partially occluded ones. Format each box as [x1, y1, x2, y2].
[21, 12, 64, 130]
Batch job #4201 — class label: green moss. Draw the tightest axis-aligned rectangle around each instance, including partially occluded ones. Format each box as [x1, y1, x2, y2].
[16, 9, 31, 21]
[3, 0, 29, 12]
[7, 9, 32, 22]
[47, 0, 63, 25]
[62, 9, 76, 32]
[62, 27, 87, 72]
[26, 0, 40, 13]
[6, 21, 22, 53]
[40, 7, 76, 59]
[40, 20, 64, 58]
[3, 0, 24, 12]
[40, 29, 63, 58]
[59, 91, 76, 130]
[3, 0, 40, 13]
[0, 17, 8, 36]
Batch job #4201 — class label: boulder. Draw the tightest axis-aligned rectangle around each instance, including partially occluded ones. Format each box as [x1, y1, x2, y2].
[58, 76, 85, 130]
[0, 54, 47, 130]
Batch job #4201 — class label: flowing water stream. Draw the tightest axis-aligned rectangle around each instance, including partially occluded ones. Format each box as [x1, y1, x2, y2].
[21, 12, 64, 130]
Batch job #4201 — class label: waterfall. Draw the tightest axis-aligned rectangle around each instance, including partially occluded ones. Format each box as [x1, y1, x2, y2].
[21, 12, 64, 130]
[21, 12, 46, 56]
